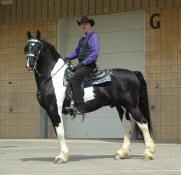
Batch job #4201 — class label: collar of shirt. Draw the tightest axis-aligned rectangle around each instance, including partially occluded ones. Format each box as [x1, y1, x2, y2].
[83, 30, 93, 39]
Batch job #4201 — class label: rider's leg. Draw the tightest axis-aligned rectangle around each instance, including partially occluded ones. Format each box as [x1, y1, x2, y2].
[70, 64, 91, 114]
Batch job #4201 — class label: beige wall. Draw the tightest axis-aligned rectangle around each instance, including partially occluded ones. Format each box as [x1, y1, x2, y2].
[145, 6, 181, 141]
[0, 20, 57, 138]
[1, 0, 181, 24]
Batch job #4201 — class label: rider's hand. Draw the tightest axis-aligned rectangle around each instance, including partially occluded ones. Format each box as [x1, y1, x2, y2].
[64, 57, 70, 63]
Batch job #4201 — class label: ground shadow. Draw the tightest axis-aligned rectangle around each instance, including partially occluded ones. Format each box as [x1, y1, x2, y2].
[21, 154, 143, 162]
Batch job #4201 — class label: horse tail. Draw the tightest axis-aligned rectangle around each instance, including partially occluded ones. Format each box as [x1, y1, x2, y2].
[132, 71, 152, 139]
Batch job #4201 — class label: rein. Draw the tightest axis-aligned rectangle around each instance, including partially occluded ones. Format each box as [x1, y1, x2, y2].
[36, 59, 66, 80]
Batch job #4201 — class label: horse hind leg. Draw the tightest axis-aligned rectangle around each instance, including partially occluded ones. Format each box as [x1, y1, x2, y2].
[115, 106, 132, 159]
[130, 106, 155, 159]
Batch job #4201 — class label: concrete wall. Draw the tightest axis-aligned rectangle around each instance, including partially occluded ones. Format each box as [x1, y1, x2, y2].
[0, 20, 57, 138]
[145, 6, 181, 141]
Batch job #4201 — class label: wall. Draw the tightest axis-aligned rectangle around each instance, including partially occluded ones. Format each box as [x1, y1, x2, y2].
[0, 0, 181, 24]
[0, 20, 57, 138]
[145, 6, 181, 141]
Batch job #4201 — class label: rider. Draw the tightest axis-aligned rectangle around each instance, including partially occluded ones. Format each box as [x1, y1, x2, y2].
[66, 16, 100, 115]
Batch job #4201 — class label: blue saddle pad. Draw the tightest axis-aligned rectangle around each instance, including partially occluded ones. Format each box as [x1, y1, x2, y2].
[63, 70, 112, 87]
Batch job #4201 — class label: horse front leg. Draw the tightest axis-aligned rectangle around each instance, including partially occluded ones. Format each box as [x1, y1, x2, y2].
[55, 118, 69, 163]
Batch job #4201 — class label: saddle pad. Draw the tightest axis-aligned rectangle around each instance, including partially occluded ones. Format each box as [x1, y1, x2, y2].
[63, 70, 112, 87]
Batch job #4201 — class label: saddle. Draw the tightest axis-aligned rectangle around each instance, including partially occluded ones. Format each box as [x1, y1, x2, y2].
[63, 62, 112, 117]
[63, 62, 111, 87]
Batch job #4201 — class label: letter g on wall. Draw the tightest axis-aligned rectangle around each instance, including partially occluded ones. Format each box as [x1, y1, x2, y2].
[150, 13, 160, 29]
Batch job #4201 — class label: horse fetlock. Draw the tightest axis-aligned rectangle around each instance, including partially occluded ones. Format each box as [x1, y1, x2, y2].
[143, 148, 154, 160]
[55, 152, 69, 164]
[115, 148, 131, 159]
[147, 142, 156, 153]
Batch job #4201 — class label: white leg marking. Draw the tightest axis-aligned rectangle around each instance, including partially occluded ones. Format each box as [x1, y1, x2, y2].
[55, 122, 69, 162]
[115, 110, 132, 159]
[84, 86, 95, 102]
[51, 59, 69, 163]
[136, 122, 155, 159]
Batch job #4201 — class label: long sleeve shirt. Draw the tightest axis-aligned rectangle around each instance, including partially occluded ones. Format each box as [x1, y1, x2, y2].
[67, 30, 100, 65]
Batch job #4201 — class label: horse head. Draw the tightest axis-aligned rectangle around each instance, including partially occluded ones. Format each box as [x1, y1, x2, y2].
[24, 30, 43, 72]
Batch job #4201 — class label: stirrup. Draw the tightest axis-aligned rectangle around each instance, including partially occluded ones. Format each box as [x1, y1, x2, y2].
[65, 101, 76, 117]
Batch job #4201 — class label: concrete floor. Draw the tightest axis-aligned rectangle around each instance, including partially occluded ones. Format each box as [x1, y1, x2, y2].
[0, 139, 181, 175]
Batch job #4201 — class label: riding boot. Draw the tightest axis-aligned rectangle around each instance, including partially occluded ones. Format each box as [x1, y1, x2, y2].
[74, 103, 86, 115]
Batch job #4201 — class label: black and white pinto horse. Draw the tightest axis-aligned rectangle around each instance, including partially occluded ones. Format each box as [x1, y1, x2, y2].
[24, 31, 155, 163]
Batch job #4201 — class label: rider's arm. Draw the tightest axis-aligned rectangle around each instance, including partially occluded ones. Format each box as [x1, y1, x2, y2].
[66, 39, 81, 60]
[82, 34, 100, 66]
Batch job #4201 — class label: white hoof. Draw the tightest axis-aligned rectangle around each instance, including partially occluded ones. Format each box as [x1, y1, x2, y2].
[54, 152, 69, 164]
[143, 151, 154, 160]
[144, 143, 156, 160]
[115, 149, 130, 159]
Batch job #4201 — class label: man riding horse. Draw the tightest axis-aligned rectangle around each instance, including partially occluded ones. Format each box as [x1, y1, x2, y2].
[65, 16, 100, 116]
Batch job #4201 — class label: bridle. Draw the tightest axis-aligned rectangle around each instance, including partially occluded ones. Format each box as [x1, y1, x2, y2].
[26, 38, 66, 79]
[26, 38, 43, 73]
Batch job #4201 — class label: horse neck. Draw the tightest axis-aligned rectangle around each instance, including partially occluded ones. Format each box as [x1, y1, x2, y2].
[35, 58, 66, 91]
[37, 43, 60, 75]
[34, 43, 65, 89]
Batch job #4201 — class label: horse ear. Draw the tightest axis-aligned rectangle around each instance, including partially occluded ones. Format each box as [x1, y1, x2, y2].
[27, 31, 32, 39]
[36, 30, 41, 39]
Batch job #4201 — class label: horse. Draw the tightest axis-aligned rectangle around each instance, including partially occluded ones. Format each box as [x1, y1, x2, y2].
[24, 30, 155, 164]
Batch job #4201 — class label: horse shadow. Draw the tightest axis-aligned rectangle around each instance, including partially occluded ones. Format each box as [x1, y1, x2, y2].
[21, 154, 142, 162]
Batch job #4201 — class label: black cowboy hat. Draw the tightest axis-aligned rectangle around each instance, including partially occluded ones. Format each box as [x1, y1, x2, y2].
[77, 16, 95, 27]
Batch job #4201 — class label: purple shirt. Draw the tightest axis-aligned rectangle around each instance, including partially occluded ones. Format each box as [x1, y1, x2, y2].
[67, 30, 100, 65]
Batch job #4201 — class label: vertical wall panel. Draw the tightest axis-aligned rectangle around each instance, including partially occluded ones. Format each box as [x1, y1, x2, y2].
[103, 0, 111, 13]
[0, 5, 4, 24]
[10, 0, 17, 23]
[142, 0, 150, 9]
[149, 0, 157, 9]
[62, 0, 68, 17]
[118, 0, 126, 11]
[68, 0, 75, 17]
[89, 0, 96, 15]
[157, 0, 165, 7]
[55, 0, 62, 19]
[75, 0, 81, 16]
[42, 0, 48, 20]
[4, 6, 10, 24]
[126, 0, 133, 10]
[29, 0, 35, 21]
[16, 0, 23, 22]
[82, 0, 88, 15]
[96, 0, 103, 14]
[0, 0, 180, 25]
[22, 0, 29, 22]
[134, 0, 141, 9]
[175, 0, 181, 6]
[111, 0, 118, 12]
[36, 0, 42, 20]
[48, 0, 55, 20]
[165, 0, 174, 7]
